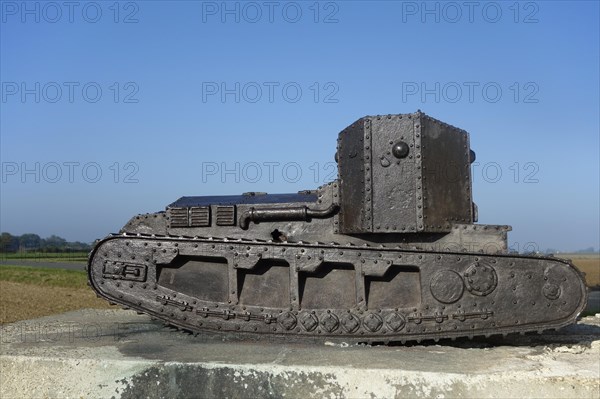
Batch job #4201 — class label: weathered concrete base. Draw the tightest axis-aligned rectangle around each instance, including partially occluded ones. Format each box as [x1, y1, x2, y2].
[1, 309, 599, 399]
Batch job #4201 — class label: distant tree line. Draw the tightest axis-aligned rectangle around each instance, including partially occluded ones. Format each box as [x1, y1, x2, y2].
[545, 247, 599, 254]
[574, 247, 599, 254]
[0, 232, 91, 253]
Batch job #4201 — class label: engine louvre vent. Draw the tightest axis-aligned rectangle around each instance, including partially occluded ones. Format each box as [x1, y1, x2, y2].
[190, 206, 210, 227]
[168, 207, 189, 228]
[216, 205, 236, 226]
[168, 206, 211, 228]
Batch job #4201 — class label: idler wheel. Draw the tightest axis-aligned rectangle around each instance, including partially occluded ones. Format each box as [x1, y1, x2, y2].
[430, 270, 465, 304]
[464, 262, 498, 296]
[543, 283, 561, 300]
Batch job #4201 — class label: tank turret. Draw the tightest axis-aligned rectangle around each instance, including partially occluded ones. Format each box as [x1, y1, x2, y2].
[337, 111, 475, 234]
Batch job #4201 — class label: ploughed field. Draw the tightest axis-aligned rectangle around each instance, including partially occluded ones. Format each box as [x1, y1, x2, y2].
[564, 254, 600, 289]
[0, 254, 598, 324]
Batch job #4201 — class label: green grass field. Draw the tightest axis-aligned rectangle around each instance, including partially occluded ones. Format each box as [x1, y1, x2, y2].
[0, 264, 89, 289]
[0, 251, 88, 262]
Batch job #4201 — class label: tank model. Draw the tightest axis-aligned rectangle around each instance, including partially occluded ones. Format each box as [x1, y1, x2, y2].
[88, 111, 587, 343]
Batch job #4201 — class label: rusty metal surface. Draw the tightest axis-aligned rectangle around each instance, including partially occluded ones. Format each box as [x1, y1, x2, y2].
[87, 111, 588, 343]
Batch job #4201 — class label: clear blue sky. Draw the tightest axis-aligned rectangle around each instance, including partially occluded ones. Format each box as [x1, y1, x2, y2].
[1, 0, 598, 252]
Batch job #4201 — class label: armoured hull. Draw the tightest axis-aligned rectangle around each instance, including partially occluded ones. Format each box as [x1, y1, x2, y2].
[88, 233, 587, 342]
[87, 111, 588, 342]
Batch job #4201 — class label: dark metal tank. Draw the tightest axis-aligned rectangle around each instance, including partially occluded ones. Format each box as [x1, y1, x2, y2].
[87, 111, 587, 343]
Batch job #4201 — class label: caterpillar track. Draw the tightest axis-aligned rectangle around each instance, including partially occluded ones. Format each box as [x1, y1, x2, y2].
[88, 233, 587, 343]
[87, 111, 588, 343]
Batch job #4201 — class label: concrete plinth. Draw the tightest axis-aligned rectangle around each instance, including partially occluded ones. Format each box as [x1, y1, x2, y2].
[1, 309, 599, 399]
